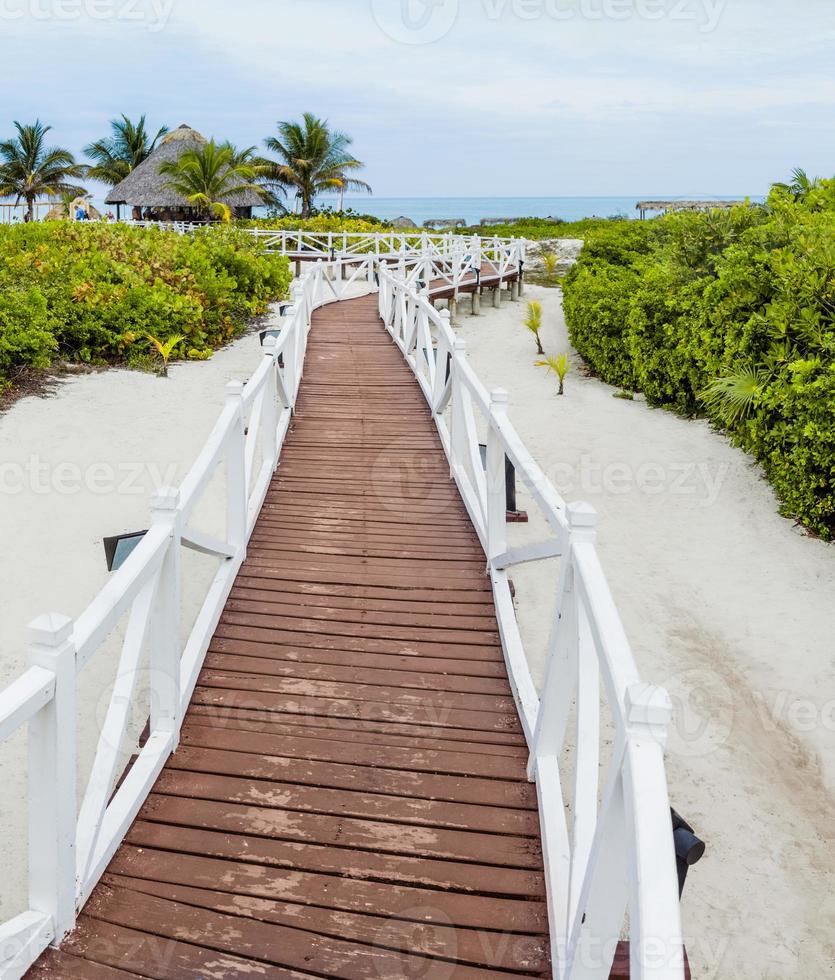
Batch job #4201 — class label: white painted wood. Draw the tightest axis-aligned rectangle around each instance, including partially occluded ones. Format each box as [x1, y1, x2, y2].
[148, 488, 182, 743]
[490, 569, 540, 746]
[486, 389, 509, 563]
[80, 731, 174, 905]
[75, 575, 158, 886]
[0, 668, 54, 743]
[26, 614, 76, 943]
[224, 382, 248, 560]
[491, 537, 563, 570]
[0, 911, 53, 980]
[181, 526, 236, 560]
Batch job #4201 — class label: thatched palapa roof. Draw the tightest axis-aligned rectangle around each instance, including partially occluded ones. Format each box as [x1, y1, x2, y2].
[636, 200, 749, 213]
[105, 124, 264, 209]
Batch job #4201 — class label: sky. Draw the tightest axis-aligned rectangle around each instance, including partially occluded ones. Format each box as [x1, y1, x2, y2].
[1, 0, 834, 198]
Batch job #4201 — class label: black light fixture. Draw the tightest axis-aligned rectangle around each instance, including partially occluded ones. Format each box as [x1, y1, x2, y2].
[671, 809, 706, 898]
[103, 531, 148, 572]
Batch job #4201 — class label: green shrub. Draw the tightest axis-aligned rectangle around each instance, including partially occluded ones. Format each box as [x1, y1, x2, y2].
[0, 288, 56, 388]
[562, 190, 835, 538]
[0, 223, 291, 391]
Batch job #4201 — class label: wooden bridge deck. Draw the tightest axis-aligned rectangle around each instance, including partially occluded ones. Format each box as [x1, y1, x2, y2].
[28, 293, 550, 978]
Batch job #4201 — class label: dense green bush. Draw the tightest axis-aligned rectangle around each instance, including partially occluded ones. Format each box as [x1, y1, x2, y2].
[241, 214, 390, 234]
[463, 216, 629, 240]
[0, 223, 291, 391]
[562, 188, 835, 538]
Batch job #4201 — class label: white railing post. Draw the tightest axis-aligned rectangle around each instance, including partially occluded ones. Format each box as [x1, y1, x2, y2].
[148, 487, 182, 743]
[224, 381, 248, 558]
[448, 335, 467, 480]
[262, 337, 280, 467]
[486, 389, 509, 563]
[27, 613, 76, 942]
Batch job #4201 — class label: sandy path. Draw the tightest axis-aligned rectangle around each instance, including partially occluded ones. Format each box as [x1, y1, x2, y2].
[454, 284, 835, 979]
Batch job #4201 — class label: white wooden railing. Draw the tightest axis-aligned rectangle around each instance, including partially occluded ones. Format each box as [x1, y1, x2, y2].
[0, 239, 683, 980]
[378, 262, 685, 980]
[0, 260, 363, 979]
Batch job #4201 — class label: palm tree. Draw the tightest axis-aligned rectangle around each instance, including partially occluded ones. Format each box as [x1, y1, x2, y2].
[773, 167, 822, 202]
[0, 120, 86, 221]
[264, 113, 371, 218]
[158, 141, 266, 222]
[84, 114, 168, 186]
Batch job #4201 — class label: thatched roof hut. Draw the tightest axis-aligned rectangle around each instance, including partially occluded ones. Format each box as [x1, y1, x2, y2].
[105, 124, 264, 216]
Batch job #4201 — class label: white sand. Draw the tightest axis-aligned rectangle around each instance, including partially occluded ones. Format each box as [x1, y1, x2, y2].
[455, 285, 835, 979]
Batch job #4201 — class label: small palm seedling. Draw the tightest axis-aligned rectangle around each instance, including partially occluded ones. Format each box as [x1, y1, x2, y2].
[537, 353, 571, 395]
[146, 333, 184, 378]
[542, 252, 559, 279]
[524, 300, 545, 355]
[701, 363, 767, 425]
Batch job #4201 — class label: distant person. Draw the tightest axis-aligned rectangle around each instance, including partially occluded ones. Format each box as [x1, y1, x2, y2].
[132, 206, 142, 222]
[23, 211, 31, 223]
[106, 211, 115, 222]
[75, 205, 86, 222]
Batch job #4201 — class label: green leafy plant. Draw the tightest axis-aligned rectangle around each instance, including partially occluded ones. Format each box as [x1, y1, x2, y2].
[524, 300, 545, 355]
[159, 141, 266, 222]
[264, 114, 371, 218]
[146, 333, 184, 377]
[701, 364, 767, 424]
[561, 181, 835, 537]
[84, 114, 168, 186]
[542, 253, 559, 278]
[0, 223, 291, 395]
[536, 353, 570, 395]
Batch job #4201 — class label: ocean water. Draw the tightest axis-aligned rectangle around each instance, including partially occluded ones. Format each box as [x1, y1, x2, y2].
[308, 195, 757, 225]
[69, 194, 758, 227]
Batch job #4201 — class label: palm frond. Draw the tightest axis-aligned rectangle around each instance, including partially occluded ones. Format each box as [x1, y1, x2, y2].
[701, 363, 767, 424]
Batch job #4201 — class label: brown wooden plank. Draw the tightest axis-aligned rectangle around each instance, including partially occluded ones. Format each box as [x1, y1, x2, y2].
[186, 702, 527, 749]
[208, 634, 511, 680]
[26, 950, 148, 979]
[185, 703, 527, 756]
[180, 721, 525, 779]
[203, 651, 512, 697]
[141, 793, 540, 867]
[102, 876, 550, 973]
[108, 847, 548, 933]
[167, 744, 536, 808]
[85, 883, 519, 979]
[126, 819, 544, 896]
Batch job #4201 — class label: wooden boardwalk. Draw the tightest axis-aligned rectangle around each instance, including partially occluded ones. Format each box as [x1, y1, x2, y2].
[28, 293, 550, 978]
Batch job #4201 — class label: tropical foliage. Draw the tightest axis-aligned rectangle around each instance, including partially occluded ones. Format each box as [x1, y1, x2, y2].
[524, 300, 545, 355]
[264, 113, 371, 218]
[84, 114, 168, 185]
[0, 120, 86, 220]
[537, 353, 570, 395]
[562, 177, 835, 537]
[159, 141, 267, 221]
[0, 223, 290, 392]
